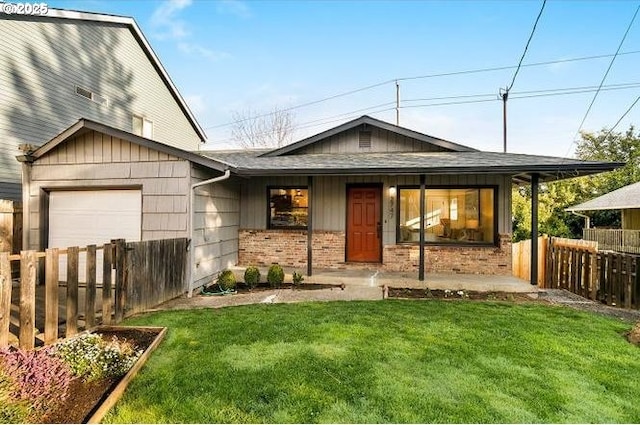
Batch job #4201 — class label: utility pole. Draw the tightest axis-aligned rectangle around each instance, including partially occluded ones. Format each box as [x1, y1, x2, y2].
[500, 87, 508, 153]
[395, 80, 400, 126]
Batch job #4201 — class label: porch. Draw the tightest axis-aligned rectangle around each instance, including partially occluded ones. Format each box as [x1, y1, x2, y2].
[229, 266, 535, 293]
[583, 228, 640, 254]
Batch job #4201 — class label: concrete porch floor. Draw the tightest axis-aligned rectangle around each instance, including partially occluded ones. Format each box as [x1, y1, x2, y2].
[230, 266, 536, 293]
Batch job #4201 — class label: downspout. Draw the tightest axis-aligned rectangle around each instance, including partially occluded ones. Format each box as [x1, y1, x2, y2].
[16, 147, 36, 251]
[570, 211, 591, 230]
[187, 169, 231, 297]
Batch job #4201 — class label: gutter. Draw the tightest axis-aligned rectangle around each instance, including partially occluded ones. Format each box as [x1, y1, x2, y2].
[569, 211, 591, 229]
[187, 169, 231, 297]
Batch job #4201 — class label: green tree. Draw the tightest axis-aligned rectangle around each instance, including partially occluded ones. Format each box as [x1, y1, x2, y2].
[512, 125, 640, 242]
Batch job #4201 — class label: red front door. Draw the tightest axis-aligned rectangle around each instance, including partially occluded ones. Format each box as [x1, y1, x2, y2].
[346, 186, 382, 262]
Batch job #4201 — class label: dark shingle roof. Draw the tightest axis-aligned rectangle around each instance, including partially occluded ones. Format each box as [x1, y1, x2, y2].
[199, 149, 622, 183]
[566, 182, 640, 211]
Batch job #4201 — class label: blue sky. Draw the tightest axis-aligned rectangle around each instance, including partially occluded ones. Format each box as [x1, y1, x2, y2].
[54, 0, 640, 156]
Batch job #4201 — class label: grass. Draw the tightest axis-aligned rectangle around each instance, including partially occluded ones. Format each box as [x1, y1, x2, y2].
[105, 300, 640, 423]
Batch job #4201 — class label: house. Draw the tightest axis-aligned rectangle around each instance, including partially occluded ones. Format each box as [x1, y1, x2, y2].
[19, 115, 622, 293]
[0, 8, 205, 203]
[566, 181, 640, 253]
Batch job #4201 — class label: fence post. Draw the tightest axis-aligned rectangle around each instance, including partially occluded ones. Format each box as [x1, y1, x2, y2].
[44, 248, 59, 345]
[19, 250, 36, 350]
[0, 252, 11, 347]
[102, 243, 113, 325]
[114, 239, 126, 323]
[85, 245, 96, 329]
[66, 246, 79, 337]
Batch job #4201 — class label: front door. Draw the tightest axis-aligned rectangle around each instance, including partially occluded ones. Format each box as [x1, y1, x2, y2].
[346, 186, 382, 262]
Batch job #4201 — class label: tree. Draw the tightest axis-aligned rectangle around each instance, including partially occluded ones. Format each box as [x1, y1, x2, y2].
[231, 106, 296, 149]
[512, 125, 640, 241]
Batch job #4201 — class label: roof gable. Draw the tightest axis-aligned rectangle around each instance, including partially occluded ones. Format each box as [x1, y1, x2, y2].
[24, 8, 207, 143]
[260, 115, 477, 157]
[22, 119, 228, 171]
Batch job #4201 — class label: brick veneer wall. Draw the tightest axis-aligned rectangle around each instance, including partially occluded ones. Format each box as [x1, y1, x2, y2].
[238, 230, 511, 275]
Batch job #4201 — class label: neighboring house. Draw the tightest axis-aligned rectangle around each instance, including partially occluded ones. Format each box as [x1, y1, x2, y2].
[566, 181, 640, 253]
[0, 9, 205, 203]
[20, 115, 622, 292]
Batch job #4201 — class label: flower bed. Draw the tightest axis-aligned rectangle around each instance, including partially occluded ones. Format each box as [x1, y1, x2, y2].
[0, 326, 165, 424]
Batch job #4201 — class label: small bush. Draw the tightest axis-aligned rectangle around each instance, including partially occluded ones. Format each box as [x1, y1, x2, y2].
[0, 347, 72, 420]
[52, 333, 142, 382]
[216, 269, 237, 291]
[267, 264, 285, 288]
[292, 271, 304, 286]
[244, 266, 261, 289]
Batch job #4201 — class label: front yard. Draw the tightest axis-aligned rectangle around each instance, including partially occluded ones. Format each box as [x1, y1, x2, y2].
[106, 300, 640, 423]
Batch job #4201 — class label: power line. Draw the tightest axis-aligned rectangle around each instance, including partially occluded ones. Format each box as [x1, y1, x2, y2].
[602, 94, 640, 141]
[569, 3, 640, 149]
[202, 50, 640, 130]
[507, 0, 547, 92]
[205, 82, 640, 146]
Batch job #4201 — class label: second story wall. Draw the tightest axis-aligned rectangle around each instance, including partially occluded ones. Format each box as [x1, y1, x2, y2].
[0, 14, 203, 199]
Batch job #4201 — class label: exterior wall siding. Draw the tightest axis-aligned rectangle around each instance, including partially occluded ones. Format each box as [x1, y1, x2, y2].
[190, 165, 241, 289]
[26, 131, 190, 250]
[0, 16, 202, 200]
[240, 174, 513, 239]
[238, 230, 512, 275]
[293, 127, 449, 154]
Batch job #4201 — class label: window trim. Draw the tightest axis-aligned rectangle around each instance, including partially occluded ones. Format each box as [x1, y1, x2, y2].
[266, 186, 309, 230]
[395, 184, 499, 247]
[132, 114, 154, 139]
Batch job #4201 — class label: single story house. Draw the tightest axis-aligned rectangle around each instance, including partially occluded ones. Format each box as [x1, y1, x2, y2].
[19, 115, 622, 293]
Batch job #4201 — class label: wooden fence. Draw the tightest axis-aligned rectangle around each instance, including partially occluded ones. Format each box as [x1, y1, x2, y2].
[512, 235, 548, 286]
[515, 235, 640, 309]
[0, 238, 187, 350]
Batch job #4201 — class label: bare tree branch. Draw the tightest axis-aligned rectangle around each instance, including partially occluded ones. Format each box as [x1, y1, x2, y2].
[231, 106, 296, 149]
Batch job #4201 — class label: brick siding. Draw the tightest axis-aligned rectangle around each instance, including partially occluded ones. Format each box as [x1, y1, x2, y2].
[239, 230, 511, 275]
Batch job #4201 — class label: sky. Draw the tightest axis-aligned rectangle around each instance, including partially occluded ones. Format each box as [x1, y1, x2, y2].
[53, 0, 640, 157]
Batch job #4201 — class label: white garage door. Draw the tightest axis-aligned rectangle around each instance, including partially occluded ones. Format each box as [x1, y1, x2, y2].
[49, 189, 142, 282]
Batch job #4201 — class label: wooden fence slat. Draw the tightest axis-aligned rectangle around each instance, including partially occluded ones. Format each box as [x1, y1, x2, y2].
[44, 248, 59, 345]
[102, 243, 113, 325]
[66, 246, 79, 337]
[590, 251, 598, 301]
[114, 239, 126, 323]
[19, 250, 36, 350]
[625, 255, 633, 309]
[85, 245, 97, 329]
[0, 252, 11, 347]
[606, 253, 613, 306]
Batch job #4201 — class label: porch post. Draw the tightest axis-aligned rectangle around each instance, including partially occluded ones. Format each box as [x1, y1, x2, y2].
[307, 176, 313, 277]
[530, 173, 539, 286]
[419, 174, 426, 281]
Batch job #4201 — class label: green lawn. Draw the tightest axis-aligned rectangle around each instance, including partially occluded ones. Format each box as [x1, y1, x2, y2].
[105, 300, 640, 423]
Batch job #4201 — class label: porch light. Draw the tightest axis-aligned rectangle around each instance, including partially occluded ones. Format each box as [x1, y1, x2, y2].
[388, 186, 397, 197]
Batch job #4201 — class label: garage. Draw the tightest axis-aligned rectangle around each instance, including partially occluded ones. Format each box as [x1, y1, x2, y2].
[48, 189, 142, 281]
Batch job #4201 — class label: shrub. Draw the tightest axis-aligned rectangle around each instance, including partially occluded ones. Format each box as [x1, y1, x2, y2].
[216, 269, 237, 291]
[267, 264, 285, 288]
[0, 347, 72, 420]
[52, 333, 142, 382]
[292, 271, 304, 286]
[244, 266, 261, 289]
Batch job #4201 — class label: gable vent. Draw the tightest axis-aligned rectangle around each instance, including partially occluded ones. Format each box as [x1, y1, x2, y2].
[75, 85, 108, 106]
[359, 130, 372, 148]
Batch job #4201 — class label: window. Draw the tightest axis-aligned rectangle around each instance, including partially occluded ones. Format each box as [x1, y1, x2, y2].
[133, 115, 153, 139]
[268, 187, 309, 229]
[398, 187, 495, 244]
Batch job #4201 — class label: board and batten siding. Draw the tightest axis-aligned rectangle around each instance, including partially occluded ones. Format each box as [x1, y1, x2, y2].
[0, 16, 202, 201]
[240, 174, 512, 244]
[622, 209, 640, 230]
[26, 130, 190, 250]
[292, 127, 450, 155]
[190, 165, 241, 289]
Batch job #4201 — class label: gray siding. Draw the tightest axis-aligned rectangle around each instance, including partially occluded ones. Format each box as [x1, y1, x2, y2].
[293, 127, 449, 155]
[190, 165, 241, 289]
[27, 130, 190, 249]
[0, 16, 202, 199]
[240, 174, 512, 244]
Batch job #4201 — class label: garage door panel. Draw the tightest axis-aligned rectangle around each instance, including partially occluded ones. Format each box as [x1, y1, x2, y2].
[49, 190, 142, 283]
